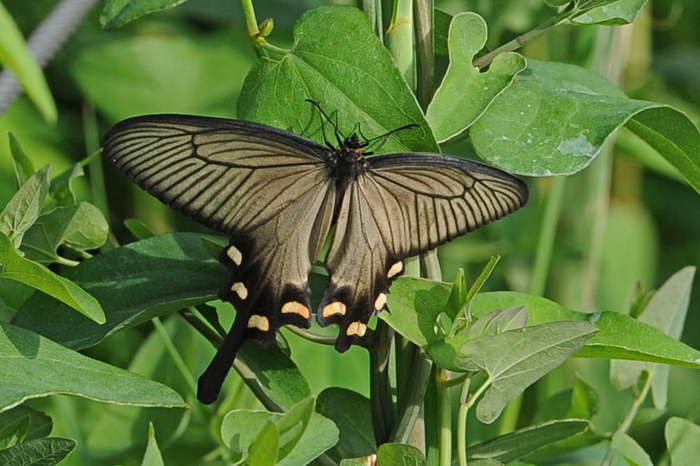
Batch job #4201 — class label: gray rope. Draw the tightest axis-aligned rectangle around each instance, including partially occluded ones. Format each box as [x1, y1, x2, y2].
[0, 0, 99, 117]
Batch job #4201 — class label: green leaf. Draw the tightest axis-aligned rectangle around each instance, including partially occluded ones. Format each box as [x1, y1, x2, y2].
[0, 3, 57, 123]
[471, 60, 700, 190]
[666, 417, 700, 466]
[467, 306, 529, 338]
[0, 232, 105, 324]
[526, 379, 602, 460]
[0, 165, 51, 248]
[377, 443, 427, 466]
[277, 413, 338, 466]
[0, 414, 29, 449]
[11, 233, 222, 349]
[467, 419, 590, 464]
[444, 269, 467, 320]
[48, 163, 84, 207]
[456, 321, 597, 422]
[572, 0, 648, 25]
[434, 9, 453, 56]
[222, 410, 275, 454]
[534, 376, 600, 422]
[21, 202, 109, 265]
[624, 106, 700, 195]
[0, 406, 52, 443]
[426, 13, 526, 142]
[276, 397, 314, 461]
[0, 437, 75, 466]
[238, 343, 312, 411]
[100, 0, 192, 29]
[316, 388, 376, 461]
[611, 432, 652, 466]
[0, 321, 185, 413]
[8, 133, 35, 189]
[124, 218, 156, 240]
[238, 5, 439, 155]
[382, 277, 452, 347]
[223, 399, 335, 465]
[610, 267, 695, 407]
[141, 423, 164, 466]
[247, 421, 279, 466]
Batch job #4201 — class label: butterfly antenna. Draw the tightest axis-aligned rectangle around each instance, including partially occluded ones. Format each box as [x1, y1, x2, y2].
[369, 123, 420, 152]
[306, 99, 344, 149]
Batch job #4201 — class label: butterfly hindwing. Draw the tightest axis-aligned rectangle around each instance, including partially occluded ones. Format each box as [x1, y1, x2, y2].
[318, 152, 529, 350]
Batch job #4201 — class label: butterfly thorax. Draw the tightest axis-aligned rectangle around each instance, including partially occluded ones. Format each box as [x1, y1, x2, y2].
[328, 133, 368, 182]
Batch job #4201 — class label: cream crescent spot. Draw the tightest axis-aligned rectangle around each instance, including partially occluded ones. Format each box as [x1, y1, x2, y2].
[281, 301, 310, 319]
[374, 292, 387, 311]
[231, 282, 248, 300]
[346, 321, 367, 337]
[322, 301, 347, 318]
[387, 261, 403, 278]
[247, 315, 269, 331]
[226, 245, 243, 265]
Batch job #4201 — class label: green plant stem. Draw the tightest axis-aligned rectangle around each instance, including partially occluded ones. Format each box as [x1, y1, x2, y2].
[362, 0, 383, 42]
[82, 102, 110, 250]
[457, 378, 470, 466]
[530, 177, 566, 296]
[284, 326, 336, 345]
[472, 5, 574, 69]
[436, 369, 452, 466]
[601, 371, 653, 466]
[370, 319, 395, 445]
[239, 0, 266, 57]
[390, 346, 433, 443]
[413, 0, 434, 110]
[386, 0, 415, 89]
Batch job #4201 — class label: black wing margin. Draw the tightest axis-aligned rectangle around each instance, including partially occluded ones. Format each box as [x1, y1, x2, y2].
[102, 115, 337, 403]
[317, 153, 528, 351]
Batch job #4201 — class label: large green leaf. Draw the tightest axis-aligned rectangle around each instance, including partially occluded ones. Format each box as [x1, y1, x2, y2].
[456, 321, 597, 422]
[237, 5, 439, 155]
[0, 321, 185, 413]
[426, 12, 525, 143]
[470, 60, 700, 193]
[11, 233, 222, 349]
[0, 232, 105, 324]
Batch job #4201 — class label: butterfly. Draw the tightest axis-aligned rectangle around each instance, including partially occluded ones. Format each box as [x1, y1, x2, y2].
[102, 108, 528, 404]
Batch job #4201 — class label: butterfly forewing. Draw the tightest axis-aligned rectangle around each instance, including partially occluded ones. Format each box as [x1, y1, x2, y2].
[103, 115, 338, 402]
[318, 152, 528, 350]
